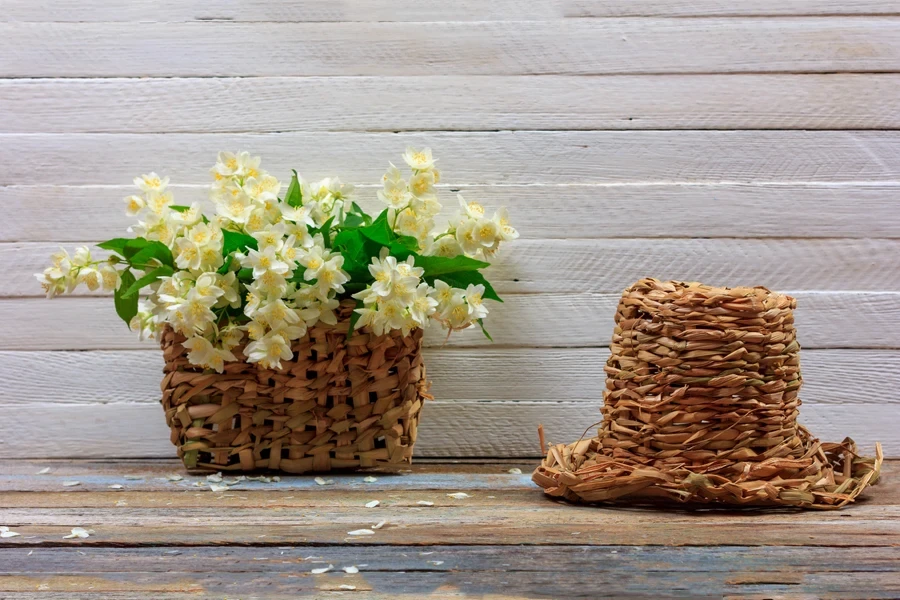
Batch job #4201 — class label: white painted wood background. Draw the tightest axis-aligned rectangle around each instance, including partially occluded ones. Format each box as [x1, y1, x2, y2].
[1, 1, 898, 459]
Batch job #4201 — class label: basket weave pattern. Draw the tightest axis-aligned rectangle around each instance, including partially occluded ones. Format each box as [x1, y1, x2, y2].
[159, 302, 431, 473]
[533, 279, 882, 509]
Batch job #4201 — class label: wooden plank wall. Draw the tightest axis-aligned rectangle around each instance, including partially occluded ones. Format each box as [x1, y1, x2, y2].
[1, 1, 898, 458]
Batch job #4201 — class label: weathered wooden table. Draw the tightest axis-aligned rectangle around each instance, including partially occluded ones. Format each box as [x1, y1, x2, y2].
[0, 459, 897, 599]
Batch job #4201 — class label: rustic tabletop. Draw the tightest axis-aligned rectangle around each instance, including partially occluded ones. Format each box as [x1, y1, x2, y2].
[0, 459, 897, 599]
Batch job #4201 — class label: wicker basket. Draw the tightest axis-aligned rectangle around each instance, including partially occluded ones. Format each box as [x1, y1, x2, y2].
[159, 301, 431, 473]
[533, 278, 882, 509]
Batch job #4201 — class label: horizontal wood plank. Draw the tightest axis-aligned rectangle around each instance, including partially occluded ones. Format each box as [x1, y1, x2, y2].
[10, 239, 900, 297]
[0, 549, 897, 598]
[2, 19, 900, 77]
[0, 496, 895, 549]
[0, 400, 891, 458]
[6, 183, 900, 242]
[5, 75, 900, 132]
[0, 348, 895, 406]
[5, 291, 899, 350]
[5, 1, 900, 22]
[5, 131, 900, 186]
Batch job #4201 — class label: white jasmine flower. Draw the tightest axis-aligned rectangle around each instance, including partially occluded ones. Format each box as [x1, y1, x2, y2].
[409, 170, 436, 198]
[77, 266, 102, 292]
[145, 190, 174, 215]
[473, 217, 501, 249]
[428, 235, 463, 258]
[378, 164, 412, 209]
[251, 222, 287, 250]
[216, 191, 255, 225]
[464, 284, 488, 319]
[367, 252, 397, 297]
[409, 283, 438, 325]
[243, 174, 281, 204]
[183, 336, 236, 373]
[242, 246, 290, 279]
[245, 331, 293, 369]
[458, 194, 486, 219]
[281, 203, 315, 228]
[124, 194, 145, 216]
[493, 207, 519, 241]
[100, 264, 121, 291]
[402, 147, 435, 171]
[455, 218, 482, 256]
[134, 172, 169, 193]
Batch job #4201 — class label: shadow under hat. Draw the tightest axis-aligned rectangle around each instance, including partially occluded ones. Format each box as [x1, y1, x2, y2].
[532, 278, 882, 509]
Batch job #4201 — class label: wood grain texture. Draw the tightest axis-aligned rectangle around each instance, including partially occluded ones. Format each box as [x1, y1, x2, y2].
[0, 460, 895, 599]
[5, 75, 900, 133]
[6, 183, 900, 242]
[0, 551, 897, 599]
[2, 19, 900, 77]
[0, 348, 895, 405]
[9, 238, 900, 297]
[5, 131, 900, 186]
[5, 0, 900, 22]
[0, 400, 892, 458]
[5, 291, 899, 350]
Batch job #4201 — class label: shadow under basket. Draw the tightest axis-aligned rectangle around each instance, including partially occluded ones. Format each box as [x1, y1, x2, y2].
[159, 303, 431, 473]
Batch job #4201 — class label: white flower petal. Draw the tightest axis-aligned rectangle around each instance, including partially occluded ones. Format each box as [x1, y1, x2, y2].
[63, 527, 91, 539]
[343, 566, 359, 574]
[206, 473, 223, 483]
[340, 585, 357, 590]
[314, 477, 334, 486]
[311, 564, 333, 574]
[36, 467, 52, 475]
[62, 481, 81, 487]
[508, 468, 523, 474]
[167, 474, 184, 481]
[372, 520, 387, 530]
[347, 529, 375, 536]
[108, 484, 124, 490]
[209, 483, 229, 493]
[417, 501, 434, 507]
[363, 476, 377, 483]
[447, 492, 470, 499]
[365, 500, 380, 508]
[0, 530, 20, 538]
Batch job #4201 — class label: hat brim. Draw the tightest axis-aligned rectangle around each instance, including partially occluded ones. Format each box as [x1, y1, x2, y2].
[533, 426, 882, 510]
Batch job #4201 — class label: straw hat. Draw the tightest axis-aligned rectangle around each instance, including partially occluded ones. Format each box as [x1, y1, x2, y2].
[532, 279, 882, 509]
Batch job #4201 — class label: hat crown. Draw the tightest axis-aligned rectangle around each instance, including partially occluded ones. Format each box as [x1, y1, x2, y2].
[602, 278, 801, 459]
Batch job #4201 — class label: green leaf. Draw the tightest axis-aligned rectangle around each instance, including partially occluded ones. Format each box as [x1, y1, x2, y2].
[97, 238, 131, 257]
[416, 254, 490, 277]
[114, 269, 139, 325]
[477, 319, 493, 342]
[284, 170, 303, 207]
[129, 241, 174, 269]
[428, 270, 502, 303]
[359, 210, 418, 252]
[313, 216, 335, 248]
[342, 212, 367, 229]
[222, 230, 258, 256]
[349, 202, 373, 226]
[122, 238, 150, 260]
[120, 265, 173, 299]
[169, 204, 192, 213]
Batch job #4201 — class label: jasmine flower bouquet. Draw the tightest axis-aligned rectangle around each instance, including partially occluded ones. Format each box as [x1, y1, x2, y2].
[37, 149, 517, 372]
